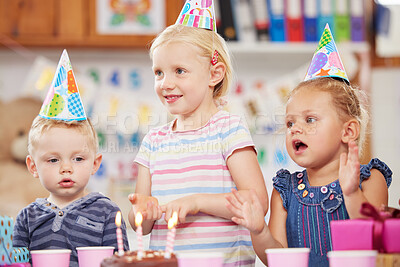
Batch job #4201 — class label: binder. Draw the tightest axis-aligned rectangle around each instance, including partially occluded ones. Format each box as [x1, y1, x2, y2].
[317, 0, 334, 37]
[250, 0, 270, 41]
[334, 0, 351, 42]
[267, 0, 286, 41]
[218, 0, 238, 41]
[350, 0, 365, 41]
[231, 0, 257, 42]
[285, 0, 304, 42]
[303, 0, 318, 42]
[214, 0, 222, 29]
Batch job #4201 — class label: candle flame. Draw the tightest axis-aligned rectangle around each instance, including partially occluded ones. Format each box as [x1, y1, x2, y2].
[168, 211, 178, 229]
[115, 211, 121, 227]
[135, 212, 143, 227]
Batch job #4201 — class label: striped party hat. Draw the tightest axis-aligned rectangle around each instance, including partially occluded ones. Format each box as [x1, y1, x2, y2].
[304, 24, 349, 83]
[39, 49, 86, 121]
[176, 0, 216, 32]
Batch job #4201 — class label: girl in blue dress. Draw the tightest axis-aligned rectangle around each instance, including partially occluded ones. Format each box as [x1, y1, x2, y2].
[225, 25, 392, 267]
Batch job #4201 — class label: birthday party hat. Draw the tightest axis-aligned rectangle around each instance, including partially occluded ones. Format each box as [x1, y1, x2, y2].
[39, 49, 86, 121]
[176, 0, 217, 32]
[304, 24, 349, 83]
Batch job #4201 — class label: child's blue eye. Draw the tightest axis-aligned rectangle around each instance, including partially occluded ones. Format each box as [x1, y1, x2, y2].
[75, 157, 84, 162]
[154, 70, 162, 77]
[49, 158, 58, 163]
[306, 117, 316, 123]
[176, 68, 185, 74]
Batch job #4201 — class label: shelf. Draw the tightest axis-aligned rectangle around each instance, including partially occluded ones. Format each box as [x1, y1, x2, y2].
[227, 41, 370, 54]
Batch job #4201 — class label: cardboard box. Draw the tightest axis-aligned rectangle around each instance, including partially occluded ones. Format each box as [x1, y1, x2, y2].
[331, 218, 400, 253]
[331, 219, 374, 250]
[383, 219, 400, 253]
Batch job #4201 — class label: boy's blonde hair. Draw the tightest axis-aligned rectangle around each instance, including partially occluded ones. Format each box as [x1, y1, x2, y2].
[288, 77, 369, 155]
[149, 24, 233, 99]
[28, 116, 99, 155]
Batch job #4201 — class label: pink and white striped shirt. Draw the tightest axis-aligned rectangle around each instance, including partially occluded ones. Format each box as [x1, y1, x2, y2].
[135, 110, 256, 266]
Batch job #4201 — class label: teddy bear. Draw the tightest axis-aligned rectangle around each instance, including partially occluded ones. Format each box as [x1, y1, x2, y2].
[0, 97, 48, 219]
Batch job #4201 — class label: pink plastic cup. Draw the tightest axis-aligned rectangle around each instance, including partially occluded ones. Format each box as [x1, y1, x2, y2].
[265, 248, 310, 267]
[177, 252, 224, 267]
[76, 246, 115, 267]
[328, 250, 378, 267]
[30, 249, 71, 267]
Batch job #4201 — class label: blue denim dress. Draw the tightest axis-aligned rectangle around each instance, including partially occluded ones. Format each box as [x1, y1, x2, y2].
[273, 158, 392, 267]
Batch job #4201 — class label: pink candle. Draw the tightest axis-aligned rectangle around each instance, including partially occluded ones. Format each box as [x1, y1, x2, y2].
[165, 211, 178, 259]
[115, 211, 124, 256]
[135, 212, 144, 260]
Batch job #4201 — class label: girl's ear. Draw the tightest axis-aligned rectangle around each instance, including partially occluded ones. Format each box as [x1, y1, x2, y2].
[26, 155, 39, 178]
[341, 119, 360, 143]
[209, 62, 226, 87]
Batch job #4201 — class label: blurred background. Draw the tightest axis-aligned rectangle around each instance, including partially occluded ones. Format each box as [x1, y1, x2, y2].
[0, 0, 399, 260]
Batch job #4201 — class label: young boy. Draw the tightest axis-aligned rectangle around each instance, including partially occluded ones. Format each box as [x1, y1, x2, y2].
[12, 50, 129, 267]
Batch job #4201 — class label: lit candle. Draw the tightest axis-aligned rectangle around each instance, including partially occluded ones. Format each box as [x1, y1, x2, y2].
[164, 211, 178, 259]
[115, 211, 124, 256]
[135, 212, 144, 260]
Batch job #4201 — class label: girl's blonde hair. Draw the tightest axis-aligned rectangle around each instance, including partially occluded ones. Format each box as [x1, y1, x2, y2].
[288, 77, 369, 155]
[28, 116, 99, 155]
[149, 24, 233, 99]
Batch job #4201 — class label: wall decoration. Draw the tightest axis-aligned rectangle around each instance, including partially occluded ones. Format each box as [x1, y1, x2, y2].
[88, 68, 101, 84]
[109, 69, 121, 87]
[129, 69, 142, 90]
[96, 0, 166, 35]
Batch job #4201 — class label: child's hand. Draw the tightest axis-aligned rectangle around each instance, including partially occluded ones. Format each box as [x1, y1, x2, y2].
[225, 189, 265, 234]
[339, 140, 361, 196]
[160, 195, 200, 224]
[128, 193, 163, 221]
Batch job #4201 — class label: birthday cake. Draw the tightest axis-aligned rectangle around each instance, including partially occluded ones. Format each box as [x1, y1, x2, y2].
[100, 250, 178, 267]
